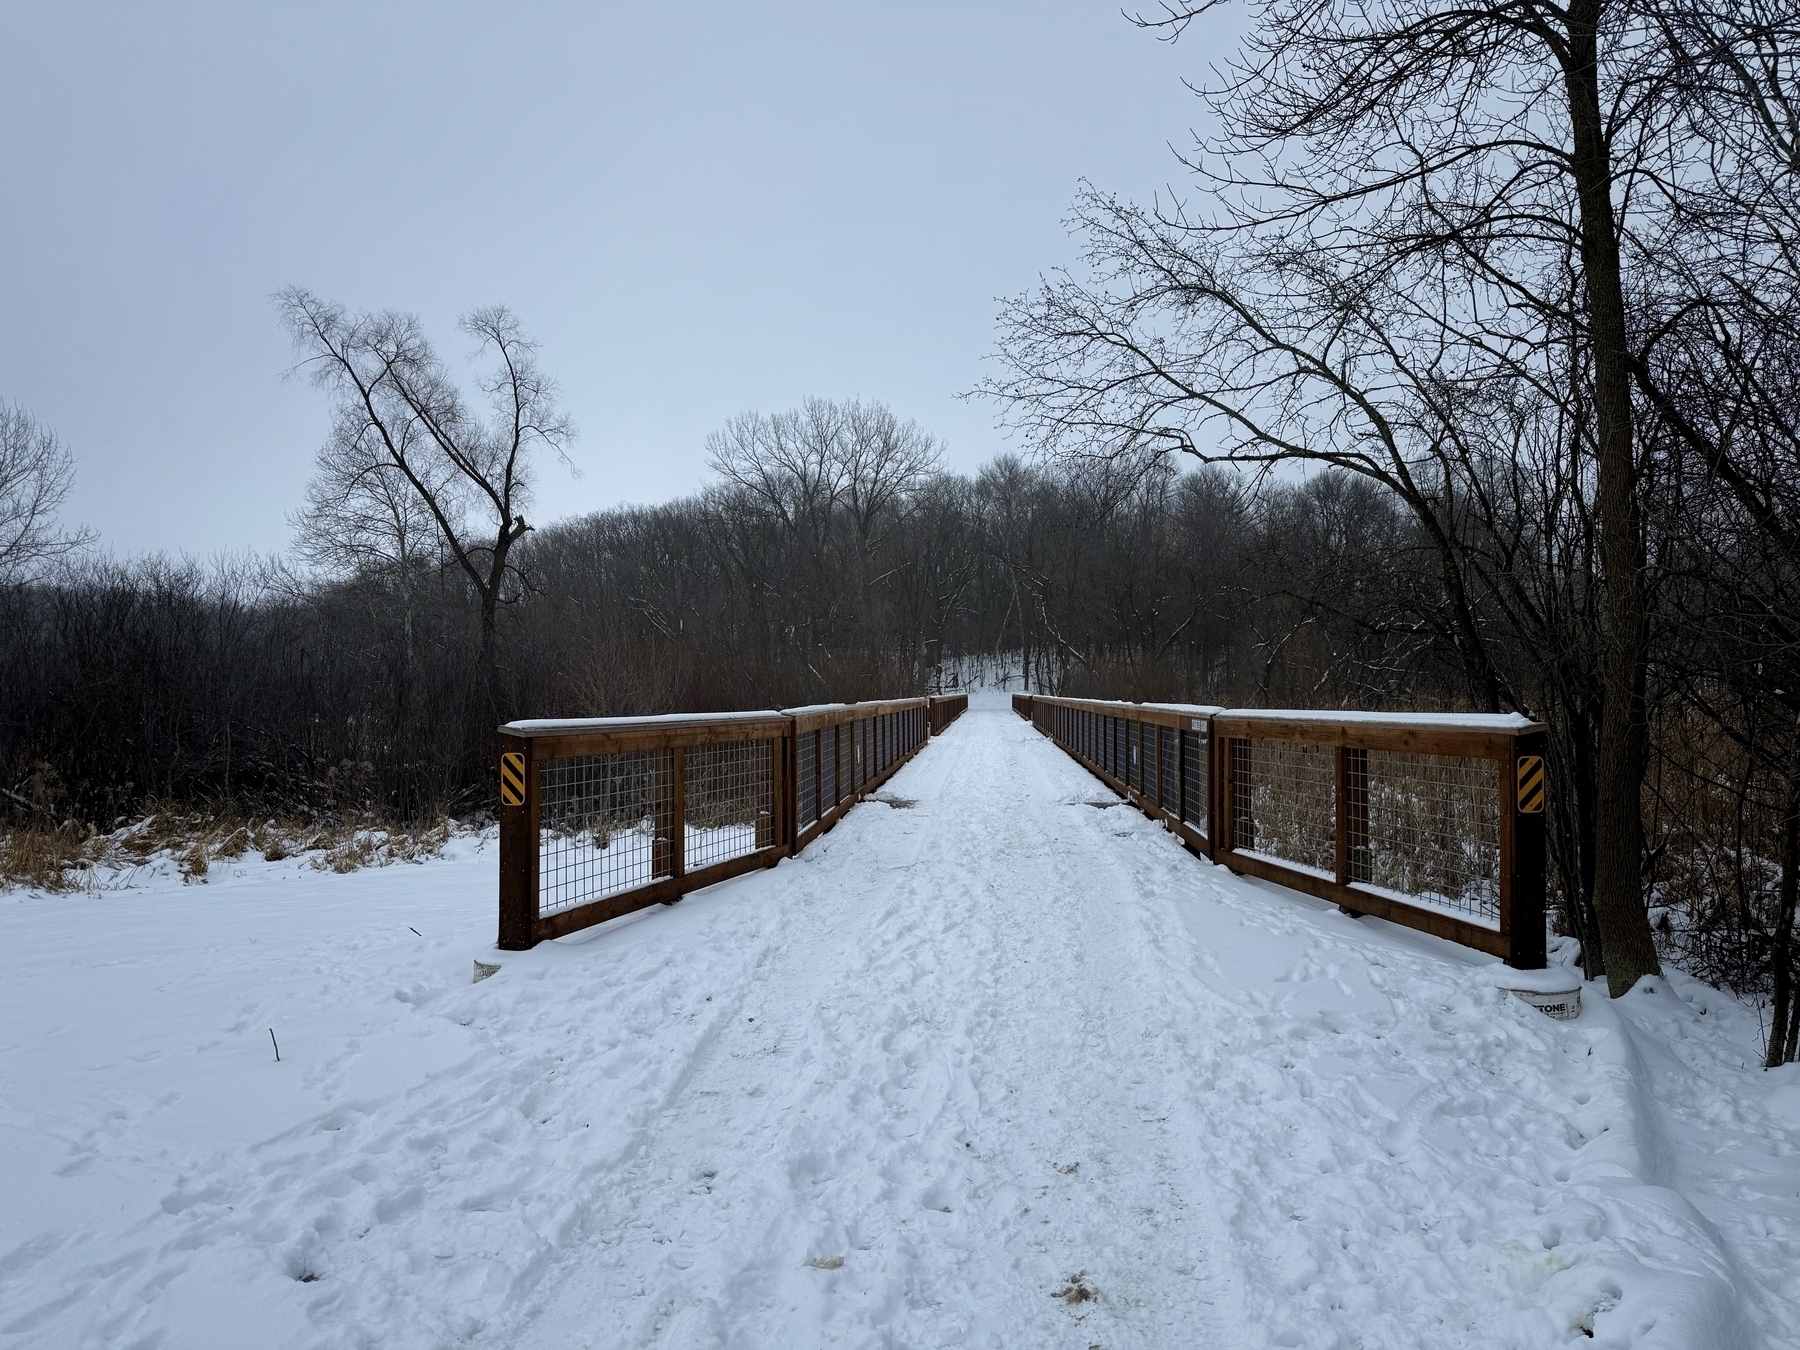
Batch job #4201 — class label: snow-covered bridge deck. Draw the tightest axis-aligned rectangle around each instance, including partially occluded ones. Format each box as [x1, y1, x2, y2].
[2, 699, 1797, 1348]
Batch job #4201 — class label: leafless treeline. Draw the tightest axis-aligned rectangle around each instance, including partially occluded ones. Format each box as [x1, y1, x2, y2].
[0, 425, 1461, 824]
[0, 393, 1795, 1039]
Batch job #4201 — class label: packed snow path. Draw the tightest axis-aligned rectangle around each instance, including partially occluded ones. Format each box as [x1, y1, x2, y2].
[4, 700, 1799, 1349]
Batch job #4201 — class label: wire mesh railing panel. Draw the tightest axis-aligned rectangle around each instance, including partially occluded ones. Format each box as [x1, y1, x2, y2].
[1241, 739, 1336, 876]
[1359, 750, 1501, 923]
[1159, 727, 1179, 813]
[538, 750, 673, 917]
[797, 730, 817, 828]
[684, 739, 775, 871]
[820, 726, 838, 811]
[1231, 739, 1254, 850]
[1006, 698, 1539, 964]
[1183, 729, 1207, 830]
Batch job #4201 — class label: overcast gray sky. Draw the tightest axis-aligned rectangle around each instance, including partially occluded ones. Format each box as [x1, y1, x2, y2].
[0, 2, 1232, 556]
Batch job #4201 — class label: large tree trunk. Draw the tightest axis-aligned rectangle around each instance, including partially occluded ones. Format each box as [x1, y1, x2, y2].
[1564, 3, 1662, 997]
[1768, 740, 1800, 1067]
[475, 591, 503, 757]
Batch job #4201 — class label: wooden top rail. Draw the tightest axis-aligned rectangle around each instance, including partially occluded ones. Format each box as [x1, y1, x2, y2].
[1211, 710, 1543, 758]
[1036, 698, 1225, 730]
[783, 698, 928, 732]
[499, 711, 791, 760]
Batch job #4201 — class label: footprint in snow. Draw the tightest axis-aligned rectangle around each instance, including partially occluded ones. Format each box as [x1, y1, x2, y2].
[1053, 1272, 1097, 1305]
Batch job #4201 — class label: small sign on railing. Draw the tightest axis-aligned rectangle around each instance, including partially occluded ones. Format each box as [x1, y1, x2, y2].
[1516, 755, 1546, 814]
[499, 752, 526, 807]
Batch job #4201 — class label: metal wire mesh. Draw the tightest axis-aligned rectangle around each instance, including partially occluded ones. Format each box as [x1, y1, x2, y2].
[821, 725, 839, 809]
[839, 722, 855, 800]
[1231, 739, 1254, 850]
[1239, 739, 1336, 876]
[1159, 726, 1179, 813]
[797, 730, 817, 828]
[1356, 750, 1500, 922]
[684, 739, 775, 871]
[538, 750, 673, 917]
[1112, 717, 1126, 780]
[1183, 729, 1207, 831]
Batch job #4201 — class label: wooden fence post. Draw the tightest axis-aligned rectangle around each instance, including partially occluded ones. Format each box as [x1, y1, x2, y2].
[1504, 730, 1549, 969]
[496, 731, 537, 951]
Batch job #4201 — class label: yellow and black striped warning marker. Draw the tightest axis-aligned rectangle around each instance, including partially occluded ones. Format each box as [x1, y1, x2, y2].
[1516, 755, 1546, 814]
[499, 752, 526, 808]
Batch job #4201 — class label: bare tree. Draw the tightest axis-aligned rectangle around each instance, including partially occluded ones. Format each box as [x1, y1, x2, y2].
[0, 401, 90, 579]
[980, 0, 1729, 992]
[705, 397, 943, 691]
[278, 289, 573, 699]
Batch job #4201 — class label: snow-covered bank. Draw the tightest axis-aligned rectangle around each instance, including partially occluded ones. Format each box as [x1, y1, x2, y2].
[2, 701, 1797, 1348]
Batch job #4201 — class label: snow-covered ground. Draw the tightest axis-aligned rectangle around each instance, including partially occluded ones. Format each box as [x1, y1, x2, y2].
[3, 697, 1799, 1349]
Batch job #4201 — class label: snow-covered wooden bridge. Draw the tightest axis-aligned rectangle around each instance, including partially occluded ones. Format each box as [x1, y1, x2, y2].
[1, 696, 1794, 1348]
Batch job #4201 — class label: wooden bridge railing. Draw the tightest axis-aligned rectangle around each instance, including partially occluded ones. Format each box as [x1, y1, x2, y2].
[1018, 695, 1548, 969]
[928, 693, 969, 734]
[497, 698, 941, 948]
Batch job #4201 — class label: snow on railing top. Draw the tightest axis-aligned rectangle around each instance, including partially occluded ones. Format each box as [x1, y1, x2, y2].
[1037, 697, 1223, 716]
[1218, 709, 1541, 732]
[779, 703, 855, 718]
[1030, 698, 1537, 732]
[501, 711, 785, 735]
